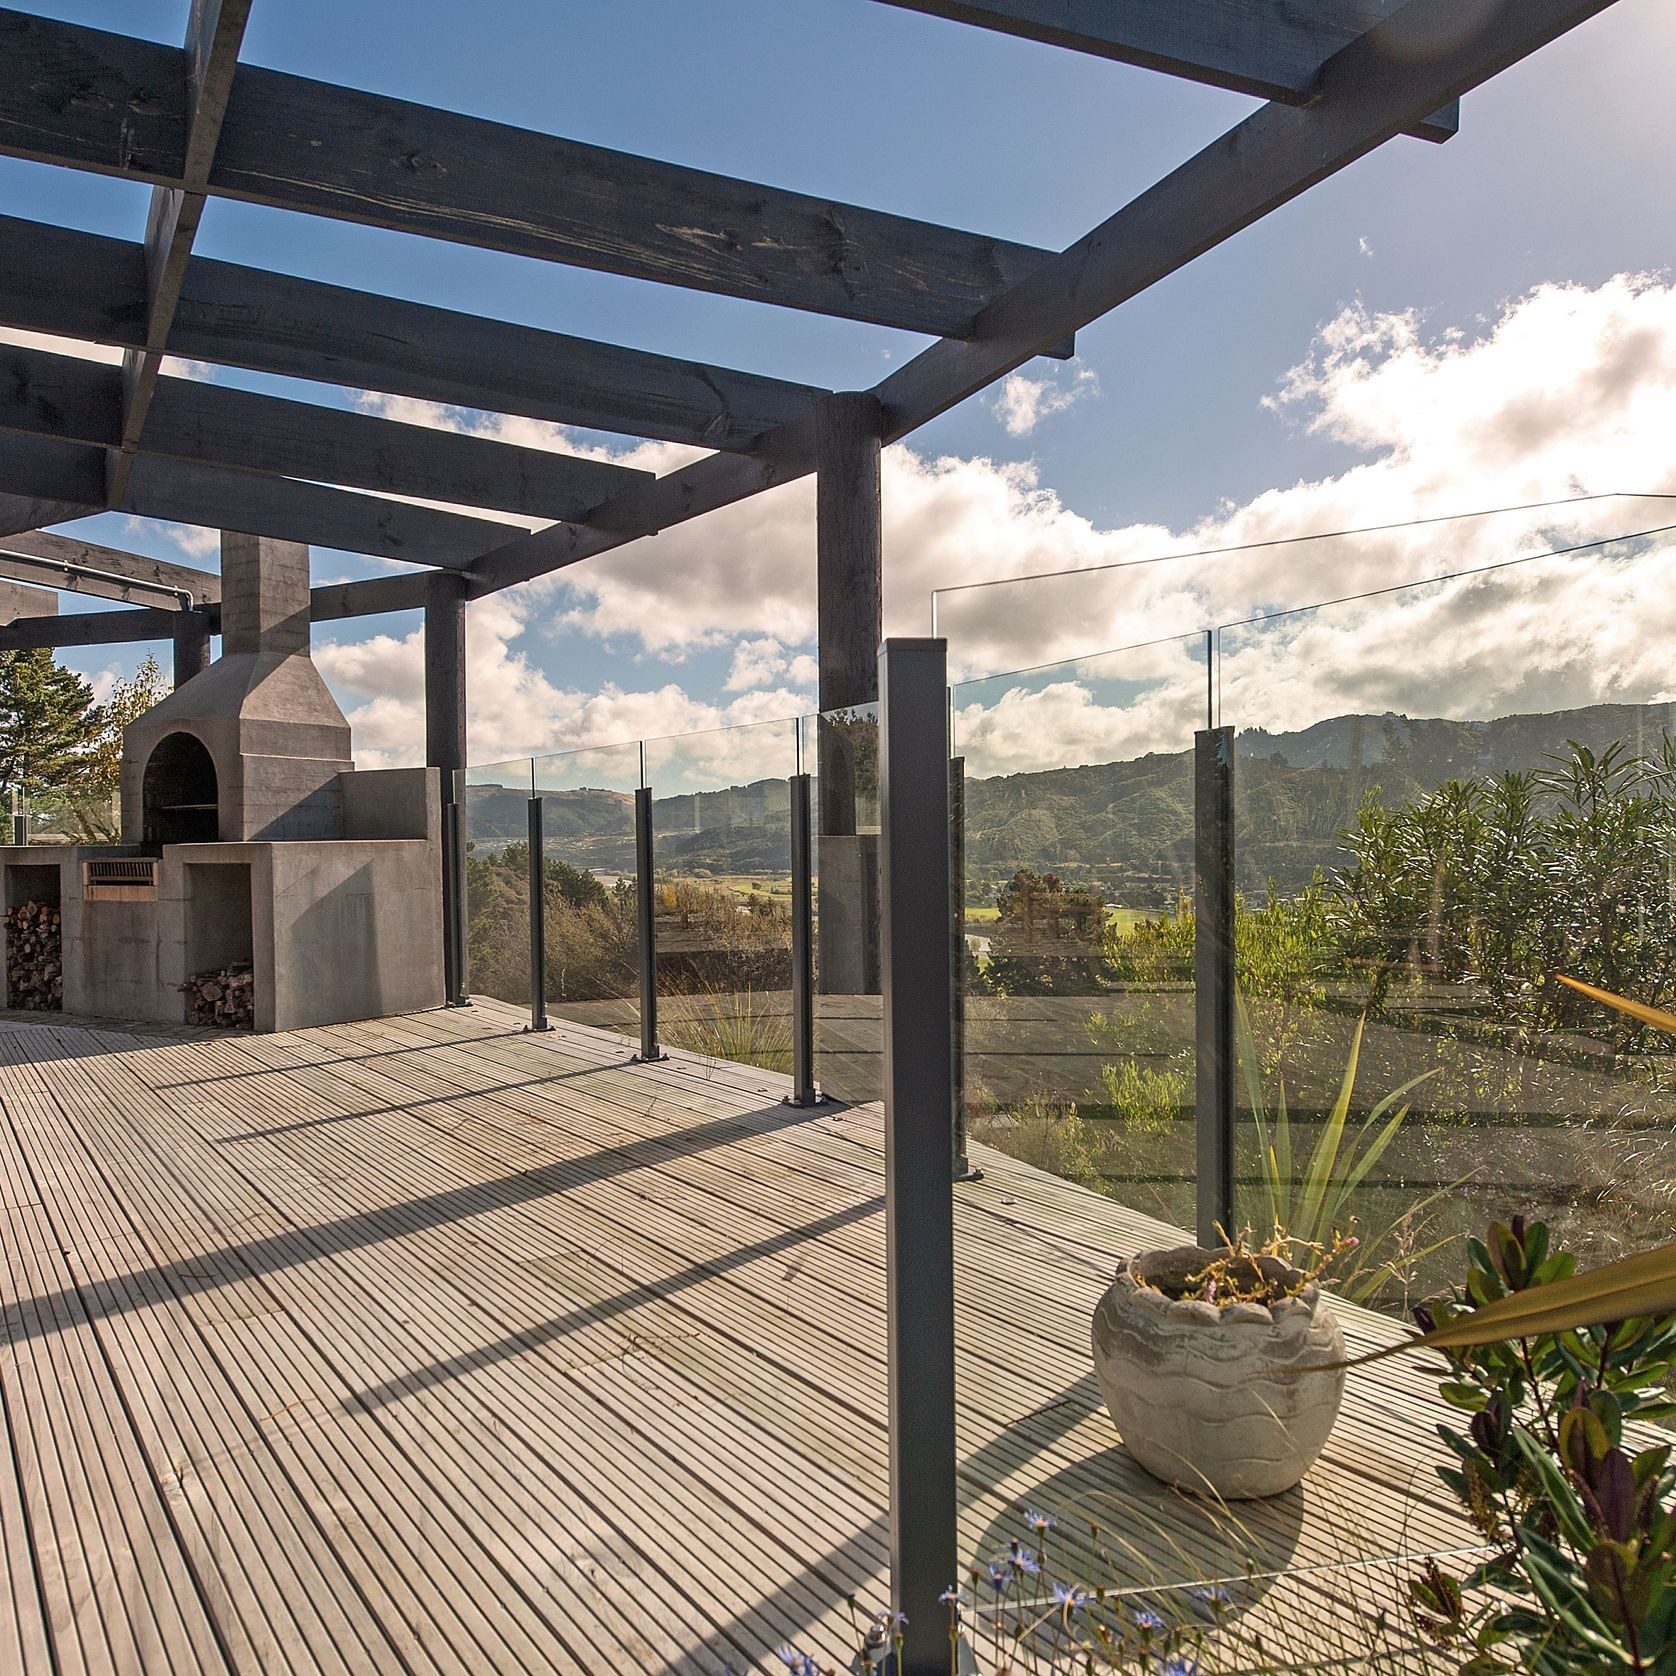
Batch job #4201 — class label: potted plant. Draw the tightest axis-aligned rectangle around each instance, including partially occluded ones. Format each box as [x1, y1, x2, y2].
[1091, 1229, 1354, 1499]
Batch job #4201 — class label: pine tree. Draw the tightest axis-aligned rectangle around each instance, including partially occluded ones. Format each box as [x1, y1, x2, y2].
[0, 650, 101, 798]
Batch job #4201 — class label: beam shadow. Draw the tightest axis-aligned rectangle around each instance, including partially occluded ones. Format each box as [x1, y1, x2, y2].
[345, 1193, 885, 1412]
[1, 1093, 827, 1347]
[148, 1025, 549, 1089]
[216, 1057, 641, 1141]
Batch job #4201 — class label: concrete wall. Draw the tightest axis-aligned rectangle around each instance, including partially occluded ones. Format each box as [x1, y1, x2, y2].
[264, 840, 443, 1030]
[0, 835, 443, 1033]
[342, 767, 439, 842]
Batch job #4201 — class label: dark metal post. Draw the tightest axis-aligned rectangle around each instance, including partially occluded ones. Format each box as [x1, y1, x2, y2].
[427, 575, 469, 1008]
[1195, 725, 1236, 1247]
[786, 771, 821, 1106]
[949, 753, 979, 1181]
[878, 637, 957, 1676]
[443, 793, 471, 1006]
[633, 785, 665, 1062]
[526, 795, 553, 1033]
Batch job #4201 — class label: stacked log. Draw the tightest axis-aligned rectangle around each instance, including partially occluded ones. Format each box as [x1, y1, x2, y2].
[5, 900, 63, 1011]
[181, 964, 256, 1030]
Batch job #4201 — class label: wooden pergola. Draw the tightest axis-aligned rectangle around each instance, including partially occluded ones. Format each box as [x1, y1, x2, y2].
[0, 5, 1629, 1667]
[0, 0, 1618, 787]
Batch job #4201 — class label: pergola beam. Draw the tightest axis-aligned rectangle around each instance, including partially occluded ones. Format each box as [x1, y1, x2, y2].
[0, 529, 218, 603]
[0, 434, 518, 567]
[0, 565, 438, 650]
[467, 0, 1614, 598]
[0, 342, 652, 522]
[110, 0, 253, 504]
[0, 215, 830, 453]
[0, 8, 1067, 339]
[874, 0, 1615, 437]
[872, 1, 1458, 141]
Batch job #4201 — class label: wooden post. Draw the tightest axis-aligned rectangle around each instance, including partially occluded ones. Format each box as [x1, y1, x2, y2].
[171, 606, 211, 686]
[816, 391, 883, 1000]
[425, 573, 467, 784]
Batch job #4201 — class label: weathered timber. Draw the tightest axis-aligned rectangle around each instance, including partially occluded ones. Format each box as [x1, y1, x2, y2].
[0, 529, 218, 602]
[467, 0, 1608, 599]
[0, 489, 103, 537]
[0, 577, 55, 621]
[0, 556, 177, 610]
[872, 0, 1618, 441]
[0, 9, 1062, 337]
[816, 394, 884, 715]
[873, 0, 1458, 140]
[425, 573, 468, 785]
[0, 215, 828, 451]
[0, 341, 650, 520]
[0, 608, 180, 649]
[112, 1, 254, 503]
[172, 606, 211, 684]
[0, 432, 512, 566]
[0, 568, 439, 651]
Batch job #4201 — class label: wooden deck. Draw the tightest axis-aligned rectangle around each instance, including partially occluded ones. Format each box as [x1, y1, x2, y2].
[0, 999, 1478, 1674]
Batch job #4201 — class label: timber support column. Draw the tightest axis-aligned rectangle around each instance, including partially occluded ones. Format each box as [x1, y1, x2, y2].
[816, 391, 884, 1004]
[171, 606, 212, 687]
[426, 572, 469, 1003]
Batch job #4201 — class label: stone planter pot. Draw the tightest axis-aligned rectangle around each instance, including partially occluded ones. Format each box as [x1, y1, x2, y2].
[1091, 1245, 1347, 1499]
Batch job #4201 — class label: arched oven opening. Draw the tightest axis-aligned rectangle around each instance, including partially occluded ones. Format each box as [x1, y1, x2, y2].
[141, 733, 220, 846]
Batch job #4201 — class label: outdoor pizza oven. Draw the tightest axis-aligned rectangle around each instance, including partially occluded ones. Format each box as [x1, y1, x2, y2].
[121, 532, 354, 844]
[0, 533, 444, 1034]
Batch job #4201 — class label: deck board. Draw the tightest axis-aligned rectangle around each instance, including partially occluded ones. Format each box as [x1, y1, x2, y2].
[0, 999, 1482, 1672]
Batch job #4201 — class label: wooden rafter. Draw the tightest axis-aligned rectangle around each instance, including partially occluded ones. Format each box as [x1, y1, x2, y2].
[872, 0, 1459, 140]
[0, 434, 517, 567]
[468, 0, 1618, 596]
[0, 0, 1622, 641]
[0, 527, 218, 604]
[0, 215, 831, 453]
[0, 8, 1065, 339]
[109, 0, 253, 505]
[0, 342, 651, 522]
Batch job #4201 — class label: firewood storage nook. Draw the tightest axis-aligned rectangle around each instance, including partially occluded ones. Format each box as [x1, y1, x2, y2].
[0, 535, 445, 1032]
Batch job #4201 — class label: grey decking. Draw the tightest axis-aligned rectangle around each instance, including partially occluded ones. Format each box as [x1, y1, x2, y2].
[0, 999, 1472, 1673]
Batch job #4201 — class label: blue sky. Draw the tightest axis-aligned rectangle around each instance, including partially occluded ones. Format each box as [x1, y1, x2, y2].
[5, 0, 1675, 764]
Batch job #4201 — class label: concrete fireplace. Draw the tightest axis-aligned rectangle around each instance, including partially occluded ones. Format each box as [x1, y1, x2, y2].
[0, 533, 444, 1032]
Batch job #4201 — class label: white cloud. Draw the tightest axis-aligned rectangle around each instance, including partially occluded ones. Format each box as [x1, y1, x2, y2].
[724, 638, 820, 691]
[989, 365, 1100, 436]
[126, 519, 221, 561]
[322, 273, 1676, 771]
[315, 590, 813, 771]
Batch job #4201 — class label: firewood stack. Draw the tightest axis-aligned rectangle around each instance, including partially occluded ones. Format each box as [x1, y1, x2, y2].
[5, 900, 63, 1011]
[182, 964, 256, 1029]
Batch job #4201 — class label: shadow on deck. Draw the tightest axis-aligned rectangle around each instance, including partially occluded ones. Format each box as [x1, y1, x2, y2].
[0, 999, 1468, 1674]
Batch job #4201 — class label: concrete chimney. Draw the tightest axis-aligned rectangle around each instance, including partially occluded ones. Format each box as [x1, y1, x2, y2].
[120, 533, 354, 844]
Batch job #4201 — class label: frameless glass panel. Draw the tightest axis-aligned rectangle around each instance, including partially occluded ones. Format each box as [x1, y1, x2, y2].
[459, 756, 534, 1006]
[643, 719, 799, 1076]
[1222, 534, 1676, 1318]
[17, 784, 121, 844]
[950, 634, 1209, 1225]
[800, 702, 882, 1103]
[530, 742, 644, 1042]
